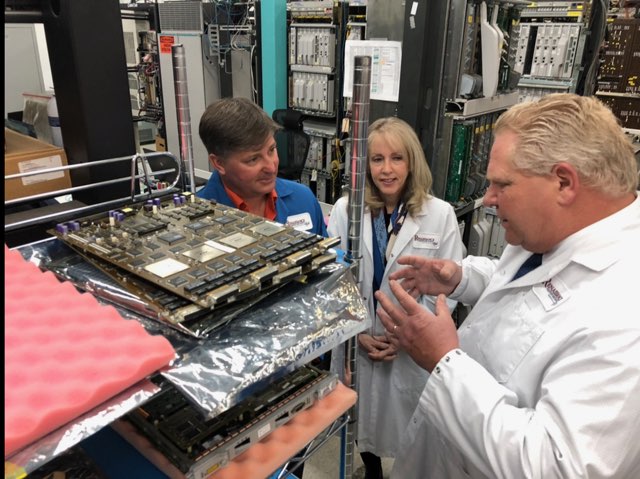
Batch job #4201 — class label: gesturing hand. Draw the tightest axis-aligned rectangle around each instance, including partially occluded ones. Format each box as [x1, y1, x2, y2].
[375, 280, 460, 373]
[389, 256, 462, 297]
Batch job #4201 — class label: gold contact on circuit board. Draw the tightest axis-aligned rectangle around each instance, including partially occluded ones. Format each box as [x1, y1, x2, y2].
[206, 284, 239, 304]
[237, 280, 260, 293]
[283, 250, 313, 268]
[161, 304, 205, 324]
[311, 252, 337, 269]
[318, 237, 341, 250]
[272, 266, 302, 285]
[250, 265, 279, 282]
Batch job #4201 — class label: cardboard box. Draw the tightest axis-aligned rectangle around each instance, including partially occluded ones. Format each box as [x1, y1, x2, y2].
[4, 128, 72, 202]
[155, 134, 166, 152]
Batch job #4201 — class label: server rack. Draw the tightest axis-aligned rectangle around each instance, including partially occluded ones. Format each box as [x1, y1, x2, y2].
[595, 15, 640, 132]
[286, 0, 361, 204]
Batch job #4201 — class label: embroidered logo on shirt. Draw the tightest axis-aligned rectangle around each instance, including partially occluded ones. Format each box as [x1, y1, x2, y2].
[286, 212, 313, 231]
[533, 277, 570, 311]
[412, 233, 440, 249]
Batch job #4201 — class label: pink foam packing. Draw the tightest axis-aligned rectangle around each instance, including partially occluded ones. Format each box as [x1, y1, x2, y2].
[4, 245, 177, 458]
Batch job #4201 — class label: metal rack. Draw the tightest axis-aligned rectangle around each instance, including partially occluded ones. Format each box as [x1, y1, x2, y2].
[5, 147, 366, 479]
[5, 151, 183, 244]
[5, 2, 372, 474]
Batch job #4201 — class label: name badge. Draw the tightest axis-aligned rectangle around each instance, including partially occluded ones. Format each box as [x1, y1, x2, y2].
[533, 277, 570, 311]
[287, 212, 313, 231]
[413, 233, 440, 249]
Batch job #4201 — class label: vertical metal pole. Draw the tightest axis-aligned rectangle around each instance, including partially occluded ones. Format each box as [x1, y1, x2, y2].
[171, 44, 197, 194]
[342, 55, 372, 479]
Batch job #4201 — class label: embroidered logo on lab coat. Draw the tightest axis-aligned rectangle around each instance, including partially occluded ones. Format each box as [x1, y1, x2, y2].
[533, 277, 570, 311]
[286, 212, 313, 231]
[413, 233, 440, 249]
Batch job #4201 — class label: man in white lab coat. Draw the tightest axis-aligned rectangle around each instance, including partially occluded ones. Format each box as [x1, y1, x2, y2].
[375, 93, 640, 478]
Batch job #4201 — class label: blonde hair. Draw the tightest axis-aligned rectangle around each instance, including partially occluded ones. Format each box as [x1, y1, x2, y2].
[365, 117, 433, 216]
[494, 93, 637, 196]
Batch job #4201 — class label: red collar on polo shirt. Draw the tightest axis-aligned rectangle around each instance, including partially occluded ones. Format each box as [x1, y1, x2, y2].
[223, 184, 278, 221]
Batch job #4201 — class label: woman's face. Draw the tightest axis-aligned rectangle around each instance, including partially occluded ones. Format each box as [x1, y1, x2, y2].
[369, 133, 409, 208]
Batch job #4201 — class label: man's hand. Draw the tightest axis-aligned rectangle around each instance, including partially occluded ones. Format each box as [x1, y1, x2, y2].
[358, 333, 398, 362]
[389, 256, 462, 297]
[375, 280, 459, 373]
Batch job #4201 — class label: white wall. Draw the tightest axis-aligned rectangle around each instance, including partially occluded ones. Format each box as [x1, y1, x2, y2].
[4, 23, 53, 118]
[34, 24, 54, 92]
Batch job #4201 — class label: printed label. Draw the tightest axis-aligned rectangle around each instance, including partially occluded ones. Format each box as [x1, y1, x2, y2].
[257, 423, 272, 438]
[533, 277, 570, 311]
[287, 212, 313, 231]
[413, 233, 440, 249]
[160, 35, 174, 54]
[18, 155, 64, 185]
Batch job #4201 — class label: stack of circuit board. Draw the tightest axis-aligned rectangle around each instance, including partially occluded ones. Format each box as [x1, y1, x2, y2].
[48, 192, 339, 336]
[116, 365, 338, 478]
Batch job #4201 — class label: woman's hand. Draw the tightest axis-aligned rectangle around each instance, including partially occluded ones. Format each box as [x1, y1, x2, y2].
[358, 333, 398, 362]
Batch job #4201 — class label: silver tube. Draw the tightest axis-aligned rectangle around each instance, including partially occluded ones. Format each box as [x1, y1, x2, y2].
[347, 55, 372, 276]
[171, 44, 197, 194]
[344, 55, 372, 479]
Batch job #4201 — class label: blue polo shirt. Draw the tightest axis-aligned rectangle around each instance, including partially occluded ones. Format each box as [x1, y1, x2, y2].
[197, 171, 327, 237]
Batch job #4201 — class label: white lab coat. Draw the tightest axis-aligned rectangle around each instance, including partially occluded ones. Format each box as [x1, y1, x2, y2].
[392, 195, 640, 479]
[327, 195, 464, 457]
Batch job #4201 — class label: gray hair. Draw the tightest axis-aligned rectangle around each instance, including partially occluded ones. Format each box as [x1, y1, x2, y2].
[494, 93, 638, 196]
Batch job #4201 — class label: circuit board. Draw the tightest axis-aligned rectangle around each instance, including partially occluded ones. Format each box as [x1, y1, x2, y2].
[48, 192, 339, 313]
[68, 243, 292, 337]
[123, 365, 338, 475]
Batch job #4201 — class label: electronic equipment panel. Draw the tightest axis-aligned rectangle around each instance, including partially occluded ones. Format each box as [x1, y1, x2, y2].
[48, 192, 339, 329]
[121, 365, 338, 478]
[67, 245, 281, 334]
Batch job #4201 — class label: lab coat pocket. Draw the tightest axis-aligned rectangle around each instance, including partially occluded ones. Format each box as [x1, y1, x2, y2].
[478, 291, 545, 384]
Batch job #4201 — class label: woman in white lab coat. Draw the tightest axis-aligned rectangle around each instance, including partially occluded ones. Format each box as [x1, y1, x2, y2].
[327, 117, 464, 479]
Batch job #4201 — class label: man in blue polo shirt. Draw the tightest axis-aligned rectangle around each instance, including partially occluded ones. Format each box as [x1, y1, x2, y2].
[198, 97, 328, 478]
[197, 97, 327, 237]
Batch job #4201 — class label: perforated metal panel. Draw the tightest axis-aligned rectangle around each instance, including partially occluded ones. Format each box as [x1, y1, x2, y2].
[158, 1, 203, 33]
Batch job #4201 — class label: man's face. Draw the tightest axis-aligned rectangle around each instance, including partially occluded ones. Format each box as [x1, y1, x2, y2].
[211, 136, 279, 200]
[483, 130, 557, 253]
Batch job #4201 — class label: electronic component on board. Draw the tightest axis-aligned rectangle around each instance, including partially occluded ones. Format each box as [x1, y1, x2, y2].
[49, 194, 340, 335]
[118, 365, 338, 478]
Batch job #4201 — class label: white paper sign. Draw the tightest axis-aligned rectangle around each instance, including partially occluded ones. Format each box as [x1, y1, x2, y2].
[343, 40, 403, 102]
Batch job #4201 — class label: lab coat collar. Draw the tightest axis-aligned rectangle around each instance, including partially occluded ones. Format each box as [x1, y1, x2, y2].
[498, 194, 640, 288]
[361, 207, 417, 276]
[546, 194, 640, 274]
[381, 203, 429, 279]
